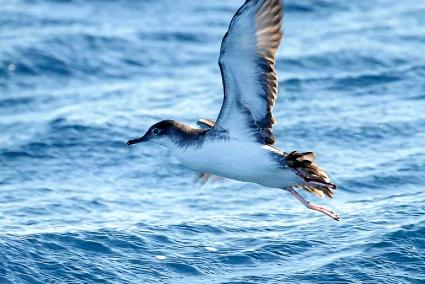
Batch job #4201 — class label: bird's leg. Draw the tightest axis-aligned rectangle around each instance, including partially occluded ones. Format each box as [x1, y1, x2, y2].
[287, 187, 340, 221]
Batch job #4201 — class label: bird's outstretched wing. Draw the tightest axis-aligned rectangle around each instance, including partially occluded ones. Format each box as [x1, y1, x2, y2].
[213, 0, 283, 145]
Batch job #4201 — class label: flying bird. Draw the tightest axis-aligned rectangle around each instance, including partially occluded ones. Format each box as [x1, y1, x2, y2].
[127, 0, 340, 221]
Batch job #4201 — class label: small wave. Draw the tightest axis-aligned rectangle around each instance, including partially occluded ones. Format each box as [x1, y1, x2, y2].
[163, 262, 203, 276]
[286, 0, 347, 14]
[137, 31, 208, 44]
[281, 50, 391, 74]
[2, 33, 149, 84]
[333, 73, 401, 89]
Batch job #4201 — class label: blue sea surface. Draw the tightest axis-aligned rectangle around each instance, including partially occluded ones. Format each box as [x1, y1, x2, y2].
[1, 0, 425, 283]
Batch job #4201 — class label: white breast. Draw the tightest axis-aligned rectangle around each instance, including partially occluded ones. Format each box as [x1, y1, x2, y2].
[170, 140, 300, 187]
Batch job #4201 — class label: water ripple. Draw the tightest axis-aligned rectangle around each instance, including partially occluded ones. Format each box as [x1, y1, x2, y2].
[1, 0, 425, 283]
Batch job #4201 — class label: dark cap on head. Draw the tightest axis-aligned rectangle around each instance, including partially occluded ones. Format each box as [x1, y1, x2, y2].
[126, 120, 179, 146]
[126, 119, 207, 148]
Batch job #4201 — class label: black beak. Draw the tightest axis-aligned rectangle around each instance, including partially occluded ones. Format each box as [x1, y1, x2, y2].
[126, 135, 147, 146]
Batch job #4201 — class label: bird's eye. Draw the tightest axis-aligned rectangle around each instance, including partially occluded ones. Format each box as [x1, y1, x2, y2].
[152, 128, 161, 135]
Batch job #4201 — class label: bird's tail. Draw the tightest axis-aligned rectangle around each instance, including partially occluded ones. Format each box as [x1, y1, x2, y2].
[286, 151, 337, 198]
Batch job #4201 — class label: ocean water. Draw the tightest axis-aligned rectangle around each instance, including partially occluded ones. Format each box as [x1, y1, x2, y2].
[1, 0, 425, 283]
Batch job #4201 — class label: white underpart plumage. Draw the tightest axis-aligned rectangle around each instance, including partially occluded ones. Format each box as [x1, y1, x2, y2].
[169, 140, 302, 188]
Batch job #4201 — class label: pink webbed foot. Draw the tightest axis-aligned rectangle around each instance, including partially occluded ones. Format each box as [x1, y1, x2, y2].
[288, 188, 340, 221]
[305, 202, 340, 221]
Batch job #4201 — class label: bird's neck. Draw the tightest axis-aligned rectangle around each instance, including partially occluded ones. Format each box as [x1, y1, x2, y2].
[164, 122, 208, 151]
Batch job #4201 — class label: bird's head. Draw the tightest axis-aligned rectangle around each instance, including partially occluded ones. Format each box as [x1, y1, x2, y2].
[127, 120, 182, 148]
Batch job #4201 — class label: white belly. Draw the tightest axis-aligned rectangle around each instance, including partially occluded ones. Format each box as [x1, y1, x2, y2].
[171, 140, 302, 188]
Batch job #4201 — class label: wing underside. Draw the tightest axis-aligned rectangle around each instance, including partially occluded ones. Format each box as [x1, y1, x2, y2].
[213, 0, 283, 145]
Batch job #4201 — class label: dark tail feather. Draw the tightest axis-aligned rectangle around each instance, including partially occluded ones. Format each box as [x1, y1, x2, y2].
[286, 151, 337, 198]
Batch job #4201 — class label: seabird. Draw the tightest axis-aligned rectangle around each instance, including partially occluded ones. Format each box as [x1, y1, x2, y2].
[127, 0, 340, 221]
